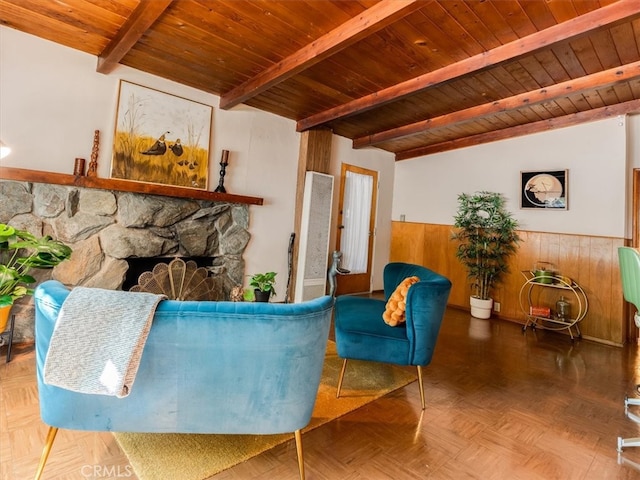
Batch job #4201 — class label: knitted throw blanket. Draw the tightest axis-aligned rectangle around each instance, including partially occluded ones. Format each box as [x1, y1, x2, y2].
[43, 286, 166, 398]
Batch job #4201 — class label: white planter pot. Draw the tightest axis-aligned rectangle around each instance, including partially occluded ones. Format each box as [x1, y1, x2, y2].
[470, 296, 493, 319]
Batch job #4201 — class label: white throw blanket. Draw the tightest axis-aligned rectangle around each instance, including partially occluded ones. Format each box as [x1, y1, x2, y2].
[44, 286, 166, 398]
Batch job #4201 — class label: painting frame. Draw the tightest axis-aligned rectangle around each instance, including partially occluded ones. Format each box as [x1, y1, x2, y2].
[111, 80, 213, 190]
[520, 169, 568, 210]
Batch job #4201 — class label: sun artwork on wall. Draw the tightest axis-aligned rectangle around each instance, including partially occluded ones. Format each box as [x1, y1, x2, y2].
[521, 170, 568, 210]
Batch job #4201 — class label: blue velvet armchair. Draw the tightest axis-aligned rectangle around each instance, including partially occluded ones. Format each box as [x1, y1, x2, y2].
[333, 262, 451, 409]
[33, 280, 334, 480]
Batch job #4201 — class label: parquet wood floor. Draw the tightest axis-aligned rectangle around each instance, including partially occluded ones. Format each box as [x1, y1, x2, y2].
[3, 307, 640, 479]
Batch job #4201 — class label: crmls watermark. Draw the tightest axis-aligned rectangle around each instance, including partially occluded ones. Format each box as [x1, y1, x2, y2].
[80, 464, 134, 478]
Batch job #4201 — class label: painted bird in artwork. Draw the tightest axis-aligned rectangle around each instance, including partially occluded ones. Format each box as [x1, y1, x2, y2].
[140, 131, 170, 155]
[178, 158, 198, 169]
[169, 138, 184, 157]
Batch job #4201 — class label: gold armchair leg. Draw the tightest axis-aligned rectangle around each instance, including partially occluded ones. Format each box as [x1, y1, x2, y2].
[417, 366, 425, 410]
[294, 429, 305, 480]
[34, 426, 58, 480]
[336, 359, 348, 398]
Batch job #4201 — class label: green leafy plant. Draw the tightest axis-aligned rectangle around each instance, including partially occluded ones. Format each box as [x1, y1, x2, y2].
[243, 289, 255, 302]
[451, 192, 520, 300]
[0, 223, 72, 308]
[248, 271, 277, 295]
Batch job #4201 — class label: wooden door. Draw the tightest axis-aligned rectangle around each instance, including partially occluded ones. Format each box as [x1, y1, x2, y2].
[631, 168, 640, 343]
[334, 164, 378, 295]
[634, 168, 639, 248]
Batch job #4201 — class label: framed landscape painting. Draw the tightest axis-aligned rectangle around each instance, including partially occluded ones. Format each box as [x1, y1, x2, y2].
[111, 81, 213, 189]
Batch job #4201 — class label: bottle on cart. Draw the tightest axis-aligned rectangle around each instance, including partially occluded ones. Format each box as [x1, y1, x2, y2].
[556, 296, 571, 321]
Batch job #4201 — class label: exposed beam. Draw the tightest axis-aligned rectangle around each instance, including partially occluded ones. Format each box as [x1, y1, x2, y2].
[296, 0, 640, 132]
[353, 60, 640, 149]
[395, 99, 640, 160]
[96, 0, 173, 74]
[219, 0, 424, 110]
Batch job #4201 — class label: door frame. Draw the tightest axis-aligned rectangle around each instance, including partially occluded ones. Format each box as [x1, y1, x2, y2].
[629, 168, 639, 343]
[335, 163, 378, 295]
[634, 168, 639, 248]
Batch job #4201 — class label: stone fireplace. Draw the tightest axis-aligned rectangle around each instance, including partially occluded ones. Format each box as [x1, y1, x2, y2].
[1, 179, 251, 342]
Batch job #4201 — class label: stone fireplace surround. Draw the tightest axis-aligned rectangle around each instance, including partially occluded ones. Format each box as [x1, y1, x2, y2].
[1, 179, 251, 342]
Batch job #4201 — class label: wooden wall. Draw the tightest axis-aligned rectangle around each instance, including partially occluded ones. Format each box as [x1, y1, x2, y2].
[390, 222, 627, 346]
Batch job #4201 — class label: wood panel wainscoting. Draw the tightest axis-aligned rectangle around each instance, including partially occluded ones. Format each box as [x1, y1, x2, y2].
[390, 221, 627, 346]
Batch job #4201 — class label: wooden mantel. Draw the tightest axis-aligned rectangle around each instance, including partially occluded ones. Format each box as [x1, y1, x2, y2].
[0, 167, 264, 205]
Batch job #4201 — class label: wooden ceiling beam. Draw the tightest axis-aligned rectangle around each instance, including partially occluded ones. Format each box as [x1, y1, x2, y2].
[219, 0, 424, 110]
[297, 0, 640, 132]
[395, 99, 640, 160]
[96, 0, 173, 74]
[353, 60, 640, 149]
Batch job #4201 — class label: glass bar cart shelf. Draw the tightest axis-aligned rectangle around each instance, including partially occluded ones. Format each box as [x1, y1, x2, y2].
[519, 271, 588, 341]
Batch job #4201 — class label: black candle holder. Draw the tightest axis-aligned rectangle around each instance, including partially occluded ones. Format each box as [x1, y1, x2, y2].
[214, 150, 230, 193]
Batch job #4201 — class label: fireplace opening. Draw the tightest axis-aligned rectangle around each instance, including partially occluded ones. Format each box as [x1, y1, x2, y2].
[122, 256, 216, 291]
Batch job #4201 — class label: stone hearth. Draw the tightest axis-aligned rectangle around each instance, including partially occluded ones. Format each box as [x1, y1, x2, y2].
[1, 180, 250, 342]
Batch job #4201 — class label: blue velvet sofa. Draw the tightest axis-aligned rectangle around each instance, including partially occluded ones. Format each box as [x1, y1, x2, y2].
[33, 280, 334, 480]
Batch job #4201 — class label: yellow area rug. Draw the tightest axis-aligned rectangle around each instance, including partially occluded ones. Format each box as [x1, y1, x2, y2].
[114, 341, 415, 480]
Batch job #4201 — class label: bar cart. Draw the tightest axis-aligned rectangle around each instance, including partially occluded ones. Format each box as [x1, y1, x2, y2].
[519, 270, 588, 341]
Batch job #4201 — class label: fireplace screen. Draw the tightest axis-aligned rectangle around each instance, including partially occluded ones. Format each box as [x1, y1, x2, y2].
[128, 257, 219, 301]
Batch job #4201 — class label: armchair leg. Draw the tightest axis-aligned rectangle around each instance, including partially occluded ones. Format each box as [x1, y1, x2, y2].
[336, 359, 348, 398]
[619, 396, 640, 453]
[34, 426, 58, 480]
[294, 429, 305, 480]
[417, 366, 425, 410]
[618, 436, 640, 452]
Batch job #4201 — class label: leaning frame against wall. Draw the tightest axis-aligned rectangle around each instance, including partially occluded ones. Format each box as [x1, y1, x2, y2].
[295, 171, 334, 302]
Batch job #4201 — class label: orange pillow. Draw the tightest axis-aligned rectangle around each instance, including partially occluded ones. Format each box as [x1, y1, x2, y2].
[382, 276, 420, 326]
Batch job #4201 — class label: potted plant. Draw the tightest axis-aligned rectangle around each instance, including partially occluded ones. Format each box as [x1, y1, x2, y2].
[451, 191, 520, 319]
[0, 223, 72, 330]
[248, 271, 277, 302]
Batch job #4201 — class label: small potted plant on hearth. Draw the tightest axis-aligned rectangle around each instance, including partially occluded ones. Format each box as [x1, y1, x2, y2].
[248, 271, 277, 302]
[451, 191, 520, 319]
[0, 223, 72, 331]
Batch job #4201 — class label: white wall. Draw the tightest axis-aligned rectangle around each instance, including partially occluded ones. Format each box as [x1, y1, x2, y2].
[393, 116, 628, 238]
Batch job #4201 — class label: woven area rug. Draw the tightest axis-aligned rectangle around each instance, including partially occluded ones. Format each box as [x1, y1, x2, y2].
[114, 341, 416, 480]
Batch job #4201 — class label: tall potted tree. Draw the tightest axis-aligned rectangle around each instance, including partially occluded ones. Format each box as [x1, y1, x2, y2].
[452, 191, 520, 319]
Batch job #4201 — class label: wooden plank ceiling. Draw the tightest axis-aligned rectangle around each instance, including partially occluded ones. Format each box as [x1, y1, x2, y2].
[2, 0, 640, 160]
